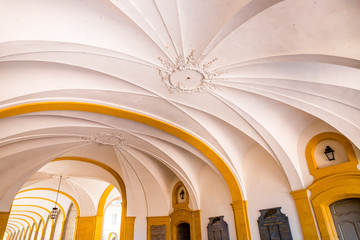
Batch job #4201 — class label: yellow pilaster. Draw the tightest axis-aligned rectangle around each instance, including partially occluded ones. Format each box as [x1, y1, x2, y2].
[192, 210, 202, 240]
[120, 202, 127, 240]
[94, 215, 103, 240]
[75, 216, 96, 240]
[231, 200, 251, 240]
[146, 216, 171, 240]
[0, 212, 10, 240]
[125, 217, 135, 240]
[291, 189, 320, 240]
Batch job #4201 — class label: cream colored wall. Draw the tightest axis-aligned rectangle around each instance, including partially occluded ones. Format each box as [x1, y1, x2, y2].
[198, 165, 236, 239]
[62, 203, 77, 240]
[53, 210, 63, 240]
[242, 145, 303, 239]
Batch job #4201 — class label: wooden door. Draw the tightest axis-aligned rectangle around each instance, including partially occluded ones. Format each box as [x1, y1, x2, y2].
[330, 198, 360, 239]
[177, 223, 190, 240]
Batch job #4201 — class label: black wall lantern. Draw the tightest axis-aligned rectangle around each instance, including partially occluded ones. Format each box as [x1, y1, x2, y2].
[51, 175, 62, 219]
[179, 189, 185, 200]
[324, 146, 335, 161]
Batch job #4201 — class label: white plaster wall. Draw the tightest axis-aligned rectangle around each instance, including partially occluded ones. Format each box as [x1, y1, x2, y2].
[36, 221, 43, 240]
[63, 203, 77, 240]
[198, 165, 236, 239]
[242, 145, 303, 240]
[53, 210, 64, 240]
[43, 217, 52, 240]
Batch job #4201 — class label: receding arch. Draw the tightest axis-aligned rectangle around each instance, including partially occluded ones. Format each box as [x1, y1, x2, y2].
[18, 188, 80, 217]
[6, 224, 17, 235]
[52, 157, 128, 240]
[14, 197, 66, 220]
[0, 102, 242, 202]
[9, 217, 31, 239]
[11, 207, 47, 224]
[6, 222, 20, 236]
[0, 101, 251, 239]
[8, 219, 25, 231]
[98, 185, 115, 216]
[10, 213, 37, 231]
[52, 157, 127, 203]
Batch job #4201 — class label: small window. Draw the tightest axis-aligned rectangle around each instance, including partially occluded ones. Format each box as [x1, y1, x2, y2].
[112, 214, 117, 225]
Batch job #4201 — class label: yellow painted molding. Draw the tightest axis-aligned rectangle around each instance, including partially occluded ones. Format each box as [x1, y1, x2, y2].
[6, 225, 16, 235]
[172, 181, 190, 211]
[169, 182, 202, 240]
[309, 174, 360, 240]
[9, 217, 31, 231]
[231, 200, 251, 240]
[97, 185, 115, 216]
[146, 216, 171, 240]
[10, 213, 37, 230]
[12, 204, 51, 215]
[0, 212, 10, 239]
[18, 188, 80, 217]
[52, 157, 127, 240]
[290, 189, 320, 239]
[93, 215, 103, 240]
[7, 222, 20, 233]
[94, 185, 115, 240]
[192, 210, 202, 240]
[0, 100, 249, 239]
[120, 202, 127, 240]
[108, 232, 117, 240]
[170, 208, 201, 240]
[0, 102, 243, 203]
[11, 208, 46, 228]
[305, 132, 358, 180]
[5, 229, 12, 239]
[52, 157, 127, 202]
[14, 196, 66, 220]
[8, 219, 28, 240]
[125, 216, 136, 240]
[75, 216, 96, 240]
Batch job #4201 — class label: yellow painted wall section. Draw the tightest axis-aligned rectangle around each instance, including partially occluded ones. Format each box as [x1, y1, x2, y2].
[93, 216, 103, 240]
[0, 212, 10, 239]
[125, 217, 135, 240]
[146, 216, 171, 240]
[75, 216, 96, 240]
[291, 189, 320, 240]
[231, 201, 251, 240]
[192, 210, 202, 240]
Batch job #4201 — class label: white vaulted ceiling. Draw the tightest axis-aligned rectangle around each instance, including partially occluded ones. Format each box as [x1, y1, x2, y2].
[0, 0, 360, 237]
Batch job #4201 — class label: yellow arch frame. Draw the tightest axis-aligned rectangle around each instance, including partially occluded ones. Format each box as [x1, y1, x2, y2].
[305, 132, 360, 240]
[6, 224, 17, 236]
[17, 188, 79, 240]
[5, 229, 12, 239]
[310, 176, 360, 240]
[14, 197, 66, 220]
[10, 213, 37, 230]
[52, 157, 127, 240]
[18, 188, 80, 215]
[7, 222, 21, 238]
[305, 132, 358, 180]
[0, 101, 250, 239]
[9, 217, 31, 239]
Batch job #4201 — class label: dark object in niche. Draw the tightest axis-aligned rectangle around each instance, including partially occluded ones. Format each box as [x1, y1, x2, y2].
[258, 207, 293, 240]
[150, 224, 166, 240]
[207, 216, 229, 240]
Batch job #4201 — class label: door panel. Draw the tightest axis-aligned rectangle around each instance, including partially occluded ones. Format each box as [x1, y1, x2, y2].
[330, 198, 360, 240]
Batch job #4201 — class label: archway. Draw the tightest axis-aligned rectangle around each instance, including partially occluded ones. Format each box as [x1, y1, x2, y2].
[0, 101, 250, 239]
